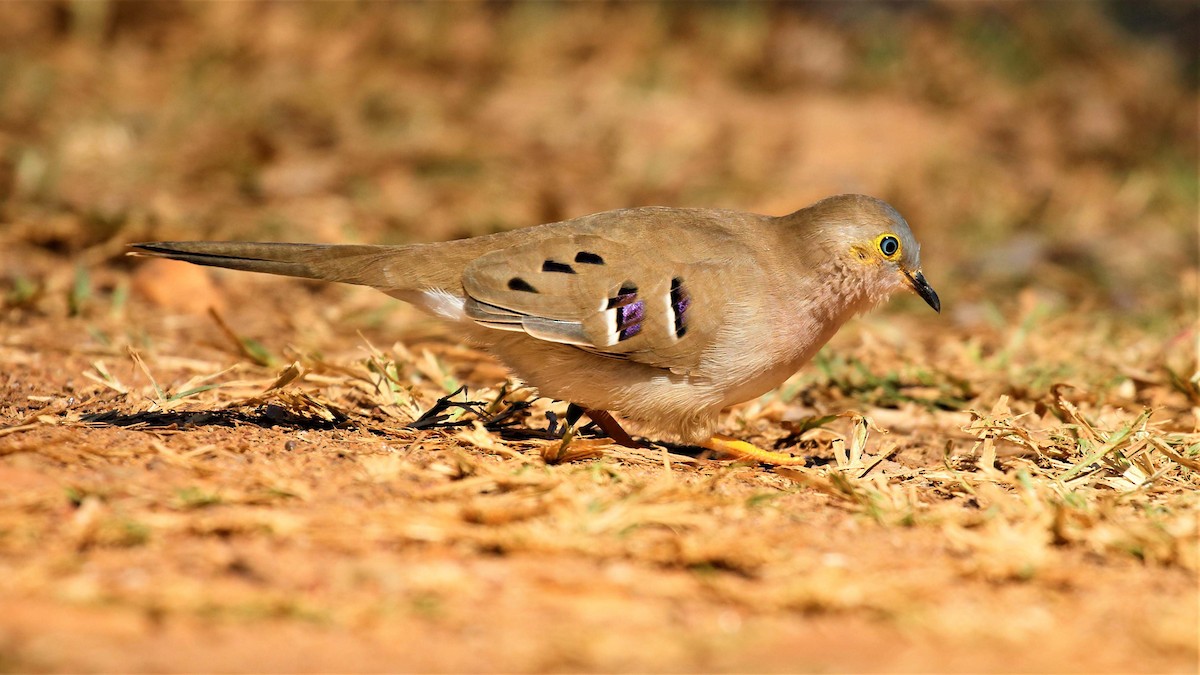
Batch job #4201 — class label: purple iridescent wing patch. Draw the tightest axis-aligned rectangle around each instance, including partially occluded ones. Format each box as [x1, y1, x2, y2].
[617, 300, 645, 340]
[608, 282, 643, 341]
[670, 277, 689, 338]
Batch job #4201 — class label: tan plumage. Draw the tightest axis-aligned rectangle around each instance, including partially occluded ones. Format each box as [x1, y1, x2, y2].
[132, 194, 940, 457]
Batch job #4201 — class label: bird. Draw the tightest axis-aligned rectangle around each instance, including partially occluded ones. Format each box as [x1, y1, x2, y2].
[131, 194, 940, 464]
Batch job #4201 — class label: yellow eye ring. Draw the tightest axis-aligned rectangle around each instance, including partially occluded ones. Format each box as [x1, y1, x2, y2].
[876, 234, 901, 258]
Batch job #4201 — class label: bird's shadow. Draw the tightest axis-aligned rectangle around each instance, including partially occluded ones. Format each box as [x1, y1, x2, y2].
[79, 389, 621, 445]
[80, 406, 352, 433]
[79, 399, 779, 464]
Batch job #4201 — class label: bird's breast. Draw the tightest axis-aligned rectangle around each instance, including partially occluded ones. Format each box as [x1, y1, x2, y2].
[706, 287, 855, 409]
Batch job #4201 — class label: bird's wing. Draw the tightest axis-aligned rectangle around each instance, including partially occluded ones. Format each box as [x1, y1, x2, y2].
[461, 233, 744, 374]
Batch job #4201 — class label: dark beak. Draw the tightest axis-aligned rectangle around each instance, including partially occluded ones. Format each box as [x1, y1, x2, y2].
[904, 270, 941, 313]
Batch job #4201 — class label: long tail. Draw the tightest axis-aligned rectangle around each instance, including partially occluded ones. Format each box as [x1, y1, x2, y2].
[129, 241, 404, 286]
[130, 238, 498, 297]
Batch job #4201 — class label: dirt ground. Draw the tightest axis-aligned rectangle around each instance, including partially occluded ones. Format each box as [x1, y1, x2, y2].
[1, 3, 1198, 673]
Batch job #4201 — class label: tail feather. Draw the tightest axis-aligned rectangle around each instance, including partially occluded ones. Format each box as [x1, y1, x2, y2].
[132, 232, 513, 294]
[131, 241, 401, 288]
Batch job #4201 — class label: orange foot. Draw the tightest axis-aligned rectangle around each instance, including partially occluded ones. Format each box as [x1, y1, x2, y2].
[701, 433, 807, 466]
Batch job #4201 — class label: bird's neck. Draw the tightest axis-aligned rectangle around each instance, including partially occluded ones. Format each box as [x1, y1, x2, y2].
[808, 258, 890, 323]
[775, 258, 891, 369]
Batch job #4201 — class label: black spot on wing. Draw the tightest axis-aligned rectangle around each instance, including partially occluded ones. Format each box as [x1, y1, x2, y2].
[508, 277, 537, 293]
[574, 251, 605, 265]
[606, 282, 638, 309]
[541, 260, 576, 274]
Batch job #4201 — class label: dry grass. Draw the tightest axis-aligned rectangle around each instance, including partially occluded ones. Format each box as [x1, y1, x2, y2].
[1, 278, 1195, 671]
[0, 2, 1197, 672]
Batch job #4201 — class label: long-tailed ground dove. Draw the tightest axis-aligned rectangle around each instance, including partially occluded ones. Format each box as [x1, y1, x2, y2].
[133, 194, 940, 464]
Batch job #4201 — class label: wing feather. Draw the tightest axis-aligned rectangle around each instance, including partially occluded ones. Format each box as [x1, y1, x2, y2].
[461, 233, 738, 373]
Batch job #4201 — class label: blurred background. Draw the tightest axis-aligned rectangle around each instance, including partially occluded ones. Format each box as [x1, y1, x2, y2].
[0, 0, 1196, 329]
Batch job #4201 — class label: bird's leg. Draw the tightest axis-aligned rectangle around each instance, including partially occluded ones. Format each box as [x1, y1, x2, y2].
[545, 405, 631, 464]
[701, 434, 806, 466]
[564, 403, 586, 430]
[562, 403, 643, 449]
[583, 409, 643, 449]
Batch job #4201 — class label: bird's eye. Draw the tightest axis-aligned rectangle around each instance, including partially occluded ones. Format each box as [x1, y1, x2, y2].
[878, 235, 900, 258]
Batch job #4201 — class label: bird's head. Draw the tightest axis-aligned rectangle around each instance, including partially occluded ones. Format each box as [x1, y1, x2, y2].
[798, 194, 940, 313]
